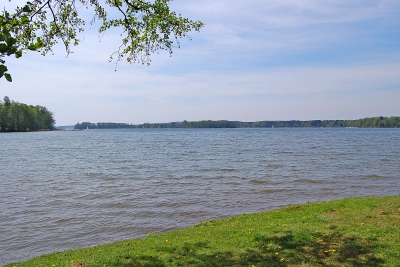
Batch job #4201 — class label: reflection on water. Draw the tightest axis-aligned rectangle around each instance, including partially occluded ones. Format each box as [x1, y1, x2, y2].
[0, 128, 399, 265]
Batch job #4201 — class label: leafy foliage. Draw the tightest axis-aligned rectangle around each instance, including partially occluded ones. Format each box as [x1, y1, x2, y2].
[2, 0, 204, 81]
[0, 96, 55, 131]
[0, 11, 36, 81]
[0, 4, 45, 82]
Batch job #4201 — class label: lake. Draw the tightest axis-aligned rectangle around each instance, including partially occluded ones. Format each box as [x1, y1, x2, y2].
[1, 128, 399, 266]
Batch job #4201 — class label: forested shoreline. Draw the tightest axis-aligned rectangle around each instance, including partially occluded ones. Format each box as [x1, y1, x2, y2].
[0, 96, 55, 132]
[74, 116, 400, 129]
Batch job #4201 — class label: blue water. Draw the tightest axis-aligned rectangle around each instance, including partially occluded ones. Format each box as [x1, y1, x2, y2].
[0, 128, 399, 266]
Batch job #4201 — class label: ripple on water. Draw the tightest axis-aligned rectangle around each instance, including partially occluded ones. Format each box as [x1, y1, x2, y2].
[1, 128, 400, 266]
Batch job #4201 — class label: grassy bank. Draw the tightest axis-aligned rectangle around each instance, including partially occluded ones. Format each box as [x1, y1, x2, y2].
[6, 196, 400, 267]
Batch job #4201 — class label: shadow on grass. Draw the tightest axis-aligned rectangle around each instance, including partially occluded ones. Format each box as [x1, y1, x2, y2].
[253, 229, 385, 267]
[105, 229, 385, 267]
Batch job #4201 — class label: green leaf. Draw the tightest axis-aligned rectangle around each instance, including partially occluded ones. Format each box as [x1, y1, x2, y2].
[15, 50, 23, 58]
[22, 5, 31, 13]
[12, 19, 20, 26]
[0, 64, 8, 73]
[4, 73, 12, 82]
[0, 43, 8, 53]
[7, 47, 18, 56]
[21, 16, 30, 24]
[28, 43, 37, 51]
[2, 29, 11, 38]
[6, 37, 17, 46]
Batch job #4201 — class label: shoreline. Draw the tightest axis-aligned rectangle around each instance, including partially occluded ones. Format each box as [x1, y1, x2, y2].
[4, 195, 400, 267]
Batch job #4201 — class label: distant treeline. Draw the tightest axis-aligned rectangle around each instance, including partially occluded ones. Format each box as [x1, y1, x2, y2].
[74, 116, 400, 130]
[0, 96, 55, 132]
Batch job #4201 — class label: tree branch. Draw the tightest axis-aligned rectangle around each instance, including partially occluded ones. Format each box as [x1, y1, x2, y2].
[47, 1, 69, 54]
[30, 0, 51, 21]
[114, 0, 129, 25]
[123, 0, 140, 11]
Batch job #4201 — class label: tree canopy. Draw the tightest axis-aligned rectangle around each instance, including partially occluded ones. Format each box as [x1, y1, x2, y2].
[0, 96, 55, 131]
[0, 9, 42, 82]
[1, 0, 204, 82]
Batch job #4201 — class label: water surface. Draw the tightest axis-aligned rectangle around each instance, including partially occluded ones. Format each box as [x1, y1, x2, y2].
[1, 128, 399, 265]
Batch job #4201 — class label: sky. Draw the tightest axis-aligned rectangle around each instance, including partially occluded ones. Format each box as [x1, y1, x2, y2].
[2, 0, 400, 126]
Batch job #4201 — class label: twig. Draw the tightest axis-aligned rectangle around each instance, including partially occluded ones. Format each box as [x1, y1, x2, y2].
[47, 1, 70, 54]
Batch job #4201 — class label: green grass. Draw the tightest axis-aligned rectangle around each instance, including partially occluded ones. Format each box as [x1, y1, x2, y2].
[6, 196, 400, 267]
